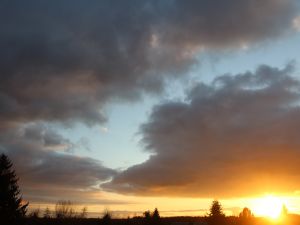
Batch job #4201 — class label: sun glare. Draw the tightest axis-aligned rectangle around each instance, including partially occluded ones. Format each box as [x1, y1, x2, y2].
[252, 196, 286, 220]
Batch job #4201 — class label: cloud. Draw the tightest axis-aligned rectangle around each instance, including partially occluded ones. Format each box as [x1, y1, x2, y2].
[0, 0, 298, 127]
[104, 64, 300, 197]
[1, 1, 300, 202]
[19, 123, 73, 151]
[293, 16, 300, 31]
[0, 123, 116, 202]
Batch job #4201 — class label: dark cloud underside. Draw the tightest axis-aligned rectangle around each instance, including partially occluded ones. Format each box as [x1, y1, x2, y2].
[105, 64, 300, 197]
[0, 123, 116, 202]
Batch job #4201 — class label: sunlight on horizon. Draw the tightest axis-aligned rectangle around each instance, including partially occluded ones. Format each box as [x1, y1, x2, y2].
[251, 195, 288, 220]
[27, 193, 300, 218]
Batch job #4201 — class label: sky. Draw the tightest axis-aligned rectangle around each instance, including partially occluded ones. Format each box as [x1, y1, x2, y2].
[2, 0, 300, 218]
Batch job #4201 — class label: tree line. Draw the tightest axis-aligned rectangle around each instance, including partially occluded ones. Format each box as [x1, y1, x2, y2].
[0, 154, 293, 225]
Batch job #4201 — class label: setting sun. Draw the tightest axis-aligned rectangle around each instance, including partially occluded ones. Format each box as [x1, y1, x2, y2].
[252, 196, 287, 220]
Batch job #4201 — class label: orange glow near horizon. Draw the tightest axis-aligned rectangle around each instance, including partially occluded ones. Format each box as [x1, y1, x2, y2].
[251, 195, 288, 220]
[27, 192, 300, 218]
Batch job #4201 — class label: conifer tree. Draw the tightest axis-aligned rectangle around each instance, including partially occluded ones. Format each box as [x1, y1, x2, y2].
[152, 208, 161, 225]
[207, 200, 225, 225]
[209, 200, 225, 217]
[43, 207, 51, 218]
[0, 154, 28, 224]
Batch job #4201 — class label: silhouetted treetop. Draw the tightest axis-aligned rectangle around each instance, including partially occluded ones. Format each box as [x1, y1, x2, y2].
[0, 154, 28, 224]
[152, 208, 160, 220]
[144, 210, 151, 219]
[102, 209, 112, 225]
[239, 207, 254, 219]
[143, 208, 161, 225]
[209, 200, 225, 218]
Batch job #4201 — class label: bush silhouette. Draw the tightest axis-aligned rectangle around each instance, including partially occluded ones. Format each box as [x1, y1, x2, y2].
[0, 154, 28, 224]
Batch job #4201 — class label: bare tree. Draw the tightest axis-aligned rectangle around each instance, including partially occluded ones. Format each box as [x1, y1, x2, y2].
[55, 200, 76, 219]
[79, 206, 88, 218]
[101, 209, 112, 225]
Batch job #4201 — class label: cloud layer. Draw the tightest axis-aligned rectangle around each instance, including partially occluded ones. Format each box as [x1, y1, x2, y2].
[0, 123, 116, 202]
[0, 0, 298, 127]
[105, 64, 300, 197]
[0, 0, 300, 202]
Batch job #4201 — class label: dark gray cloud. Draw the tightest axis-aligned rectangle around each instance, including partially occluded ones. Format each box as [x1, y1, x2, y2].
[20, 123, 73, 149]
[104, 64, 300, 197]
[1, 0, 300, 202]
[0, 123, 116, 202]
[0, 0, 298, 126]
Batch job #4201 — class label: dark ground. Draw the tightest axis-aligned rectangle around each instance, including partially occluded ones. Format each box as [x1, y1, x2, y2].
[21, 214, 300, 225]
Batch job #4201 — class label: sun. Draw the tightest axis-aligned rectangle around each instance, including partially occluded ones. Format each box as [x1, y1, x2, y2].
[252, 195, 286, 220]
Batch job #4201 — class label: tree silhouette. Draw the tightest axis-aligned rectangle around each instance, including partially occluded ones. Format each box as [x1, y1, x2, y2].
[101, 209, 112, 225]
[239, 207, 253, 219]
[80, 206, 88, 218]
[43, 206, 51, 218]
[239, 207, 254, 225]
[207, 200, 225, 225]
[55, 200, 75, 218]
[152, 208, 161, 225]
[143, 210, 151, 219]
[152, 208, 160, 219]
[144, 208, 161, 225]
[144, 210, 151, 225]
[209, 200, 225, 217]
[0, 154, 28, 224]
